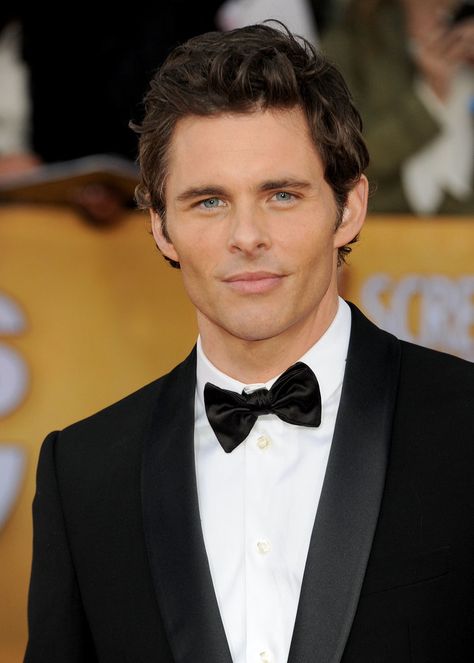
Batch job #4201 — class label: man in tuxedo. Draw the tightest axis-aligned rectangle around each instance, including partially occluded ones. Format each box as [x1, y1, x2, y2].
[24, 23, 473, 663]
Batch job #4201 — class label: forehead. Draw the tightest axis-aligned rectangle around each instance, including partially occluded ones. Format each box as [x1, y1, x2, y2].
[165, 107, 325, 189]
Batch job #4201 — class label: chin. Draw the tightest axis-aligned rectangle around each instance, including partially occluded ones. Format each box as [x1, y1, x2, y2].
[220, 317, 291, 343]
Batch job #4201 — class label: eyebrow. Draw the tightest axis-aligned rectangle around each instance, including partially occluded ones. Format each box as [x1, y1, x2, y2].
[175, 186, 228, 203]
[175, 178, 312, 203]
[258, 178, 312, 192]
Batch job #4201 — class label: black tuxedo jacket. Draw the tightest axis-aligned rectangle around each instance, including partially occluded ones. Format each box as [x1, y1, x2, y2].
[24, 304, 474, 662]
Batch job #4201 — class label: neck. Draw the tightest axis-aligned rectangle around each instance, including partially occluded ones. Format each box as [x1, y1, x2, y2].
[198, 295, 339, 384]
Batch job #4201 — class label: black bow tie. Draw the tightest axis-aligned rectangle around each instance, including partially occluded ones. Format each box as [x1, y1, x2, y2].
[204, 362, 322, 453]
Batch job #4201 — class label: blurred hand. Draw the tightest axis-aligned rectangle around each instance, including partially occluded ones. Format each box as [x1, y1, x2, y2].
[0, 152, 42, 178]
[411, 17, 474, 101]
[451, 17, 474, 66]
[71, 182, 130, 227]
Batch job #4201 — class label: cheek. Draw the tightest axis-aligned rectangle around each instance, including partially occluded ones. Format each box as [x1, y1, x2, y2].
[289, 237, 337, 297]
[179, 259, 207, 292]
[286, 224, 335, 268]
[177, 253, 217, 309]
[169, 220, 221, 267]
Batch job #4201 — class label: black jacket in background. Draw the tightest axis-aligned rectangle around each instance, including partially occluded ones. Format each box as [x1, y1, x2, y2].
[1, 2, 223, 163]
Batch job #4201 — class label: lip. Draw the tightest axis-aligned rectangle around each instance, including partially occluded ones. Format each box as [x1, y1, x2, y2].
[223, 271, 285, 294]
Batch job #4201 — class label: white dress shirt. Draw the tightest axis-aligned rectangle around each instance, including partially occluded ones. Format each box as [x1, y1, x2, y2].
[194, 297, 351, 663]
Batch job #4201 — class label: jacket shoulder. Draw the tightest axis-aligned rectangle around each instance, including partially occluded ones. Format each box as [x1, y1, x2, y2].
[395, 340, 473, 438]
[348, 303, 473, 422]
[54, 348, 196, 458]
[399, 340, 473, 390]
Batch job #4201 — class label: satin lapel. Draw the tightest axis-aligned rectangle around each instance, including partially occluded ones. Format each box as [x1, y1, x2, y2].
[288, 304, 401, 663]
[141, 349, 233, 663]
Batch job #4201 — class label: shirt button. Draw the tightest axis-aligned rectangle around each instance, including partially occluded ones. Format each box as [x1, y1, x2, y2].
[259, 651, 271, 663]
[256, 434, 271, 450]
[256, 539, 271, 554]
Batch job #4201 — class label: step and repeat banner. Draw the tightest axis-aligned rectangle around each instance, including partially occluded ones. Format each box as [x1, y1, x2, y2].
[0, 205, 197, 662]
[1, 205, 473, 661]
[343, 215, 474, 363]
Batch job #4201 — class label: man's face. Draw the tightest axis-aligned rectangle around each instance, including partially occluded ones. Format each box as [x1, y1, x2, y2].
[152, 107, 366, 346]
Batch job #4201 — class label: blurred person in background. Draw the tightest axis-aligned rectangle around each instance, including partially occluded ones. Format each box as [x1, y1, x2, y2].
[0, 4, 223, 167]
[321, 0, 474, 214]
[216, 0, 318, 42]
[0, 1, 330, 225]
[0, 21, 38, 176]
[0, 3, 223, 224]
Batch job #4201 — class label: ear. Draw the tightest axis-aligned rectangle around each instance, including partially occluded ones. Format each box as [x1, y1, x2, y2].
[333, 175, 368, 250]
[150, 210, 180, 263]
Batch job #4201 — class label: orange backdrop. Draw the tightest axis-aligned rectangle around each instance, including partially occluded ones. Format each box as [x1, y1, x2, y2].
[0, 206, 473, 662]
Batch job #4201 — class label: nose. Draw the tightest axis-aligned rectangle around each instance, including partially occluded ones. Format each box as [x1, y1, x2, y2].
[227, 204, 272, 256]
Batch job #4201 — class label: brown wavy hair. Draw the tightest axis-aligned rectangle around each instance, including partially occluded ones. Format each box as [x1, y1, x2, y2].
[130, 22, 369, 267]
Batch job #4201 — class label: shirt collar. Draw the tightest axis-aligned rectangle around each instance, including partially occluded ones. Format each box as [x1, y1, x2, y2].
[196, 297, 351, 415]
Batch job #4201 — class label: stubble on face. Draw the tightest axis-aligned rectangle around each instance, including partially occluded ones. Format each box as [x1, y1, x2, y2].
[153, 107, 365, 381]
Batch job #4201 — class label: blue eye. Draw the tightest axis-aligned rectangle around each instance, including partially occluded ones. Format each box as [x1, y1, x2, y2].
[201, 197, 223, 208]
[273, 192, 294, 202]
